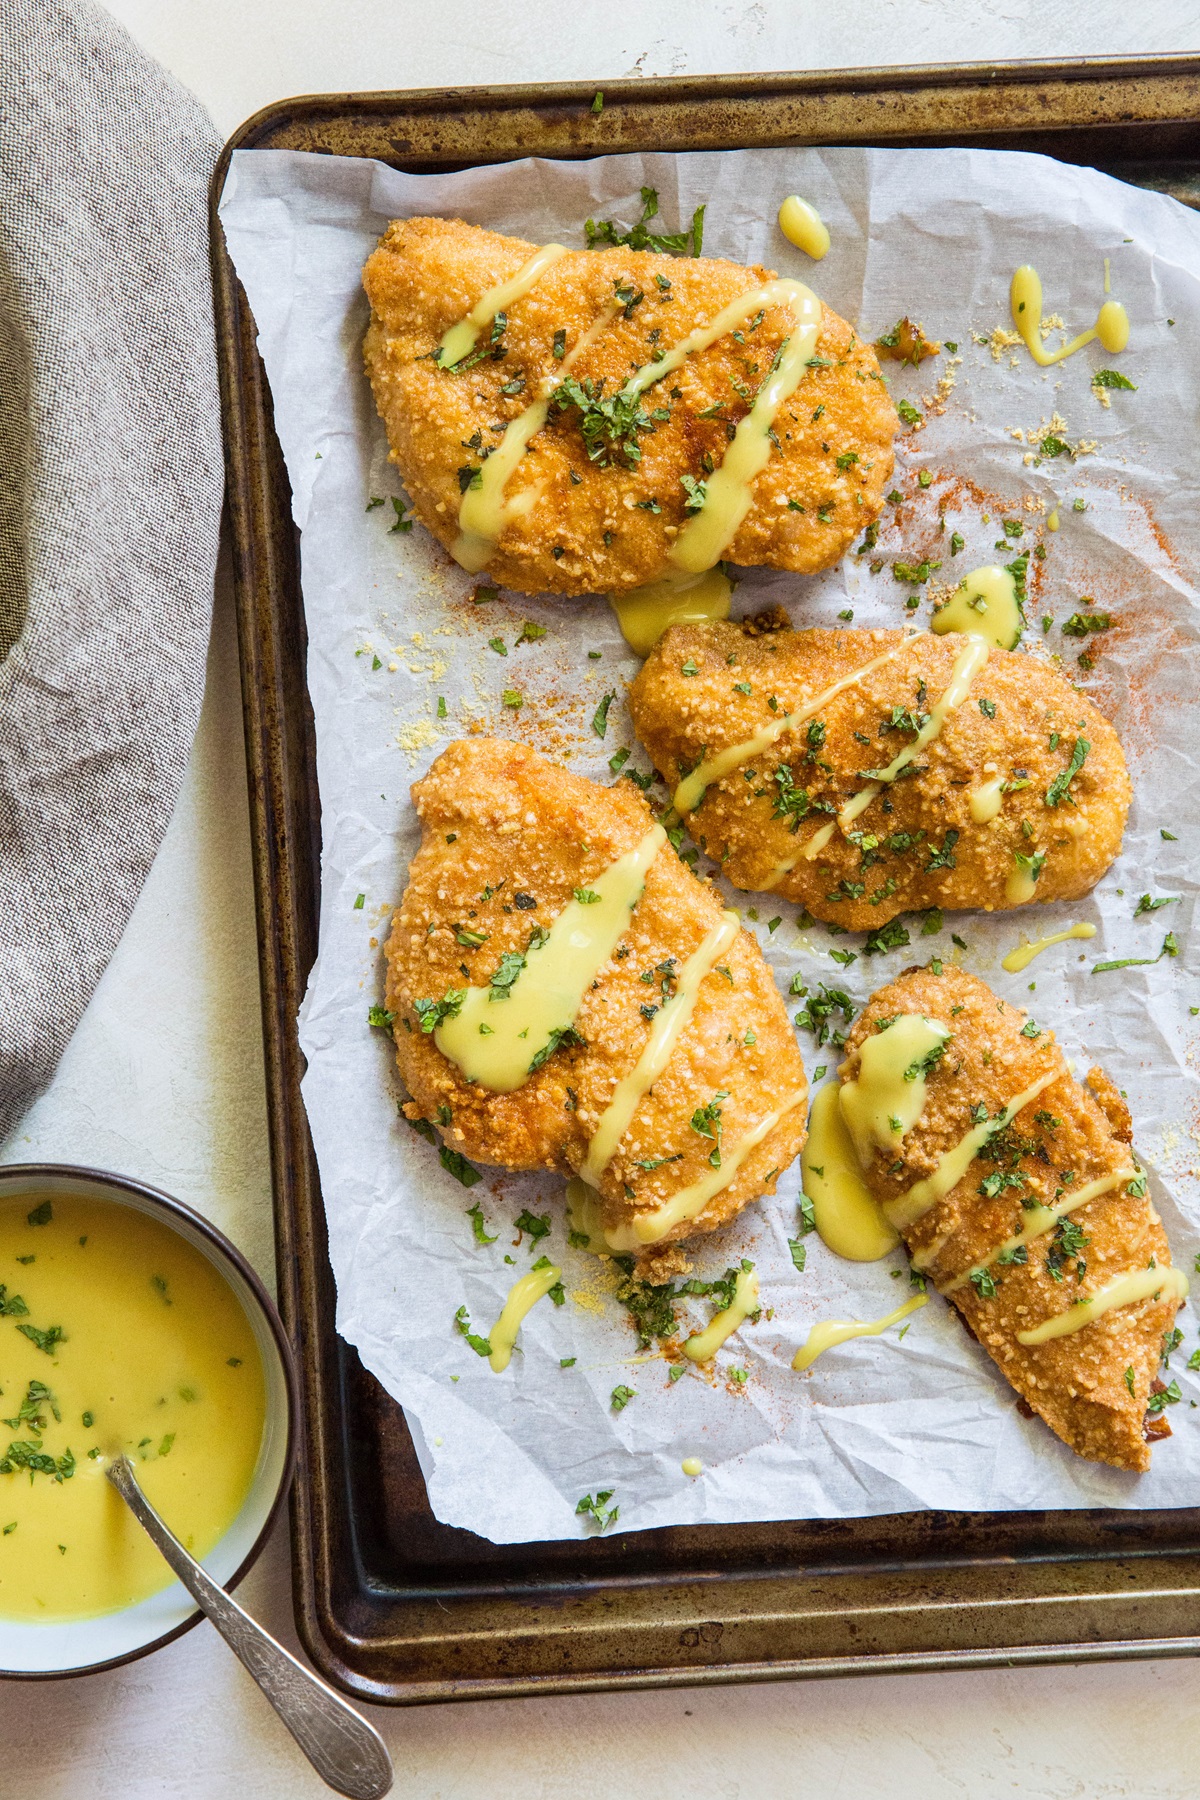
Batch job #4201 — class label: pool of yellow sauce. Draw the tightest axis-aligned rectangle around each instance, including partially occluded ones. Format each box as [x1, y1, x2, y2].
[610, 567, 732, 658]
[0, 1196, 265, 1622]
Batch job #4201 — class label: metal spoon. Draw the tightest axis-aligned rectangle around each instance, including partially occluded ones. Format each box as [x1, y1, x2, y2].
[106, 1454, 392, 1799]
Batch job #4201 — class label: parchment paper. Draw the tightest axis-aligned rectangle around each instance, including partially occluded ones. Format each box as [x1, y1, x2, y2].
[220, 144, 1200, 1543]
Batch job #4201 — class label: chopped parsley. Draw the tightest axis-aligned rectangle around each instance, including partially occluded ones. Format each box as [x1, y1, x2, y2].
[791, 982, 856, 1047]
[925, 830, 960, 871]
[690, 1091, 729, 1168]
[466, 1203, 497, 1245]
[864, 919, 911, 956]
[1061, 611, 1112, 639]
[515, 1210, 552, 1249]
[680, 473, 707, 512]
[592, 690, 616, 737]
[610, 1384, 637, 1412]
[528, 1024, 586, 1071]
[439, 1148, 482, 1188]
[576, 1489, 620, 1531]
[585, 186, 704, 257]
[16, 1323, 66, 1357]
[453, 1305, 492, 1357]
[412, 990, 466, 1033]
[1092, 369, 1137, 390]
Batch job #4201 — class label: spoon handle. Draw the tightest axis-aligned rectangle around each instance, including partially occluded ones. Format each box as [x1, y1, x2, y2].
[106, 1455, 392, 1799]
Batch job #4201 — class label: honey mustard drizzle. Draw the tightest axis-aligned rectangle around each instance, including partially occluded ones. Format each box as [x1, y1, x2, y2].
[1017, 1262, 1188, 1347]
[682, 1264, 760, 1363]
[884, 1065, 1059, 1232]
[766, 632, 989, 884]
[934, 1167, 1139, 1294]
[487, 1262, 563, 1372]
[437, 242, 568, 368]
[436, 823, 665, 1092]
[1010, 264, 1130, 367]
[442, 248, 823, 581]
[603, 1087, 809, 1251]
[453, 298, 620, 572]
[1001, 922, 1096, 974]
[579, 909, 740, 1185]
[792, 1293, 927, 1372]
[673, 634, 915, 815]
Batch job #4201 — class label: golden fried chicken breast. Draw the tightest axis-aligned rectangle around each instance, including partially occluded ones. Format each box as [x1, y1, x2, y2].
[839, 965, 1184, 1470]
[385, 738, 807, 1257]
[629, 621, 1130, 926]
[362, 216, 897, 596]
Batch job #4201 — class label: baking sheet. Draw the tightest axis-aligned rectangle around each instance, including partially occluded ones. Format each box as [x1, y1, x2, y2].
[219, 142, 1200, 1543]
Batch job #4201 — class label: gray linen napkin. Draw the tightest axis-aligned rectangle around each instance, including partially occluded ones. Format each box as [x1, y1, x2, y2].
[0, 0, 224, 1137]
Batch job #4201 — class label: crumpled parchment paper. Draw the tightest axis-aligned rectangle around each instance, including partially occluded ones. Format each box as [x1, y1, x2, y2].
[220, 143, 1200, 1542]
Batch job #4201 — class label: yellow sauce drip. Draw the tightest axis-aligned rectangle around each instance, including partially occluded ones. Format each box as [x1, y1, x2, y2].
[969, 776, 1006, 824]
[885, 1067, 1059, 1231]
[0, 1195, 265, 1622]
[564, 1175, 609, 1254]
[939, 1167, 1137, 1296]
[801, 1083, 899, 1261]
[1006, 855, 1044, 906]
[437, 242, 568, 368]
[1001, 921, 1096, 974]
[453, 299, 618, 572]
[1010, 264, 1130, 367]
[792, 1293, 927, 1372]
[1017, 1262, 1188, 1347]
[580, 910, 740, 1185]
[1047, 509, 1060, 532]
[610, 567, 732, 658]
[778, 194, 831, 260]
[603, 1087, 809, 1250]
[839, 1014, 950, 1165]
[436, 823, 665, 1092]
[487, 1263, 562, 1372]
[668, 280, 822, 573]
[682, 1265, 760, 1363]
[931, 564, 1023, 651]
[673, 636, 914, 814]
[681, 1456, 703, 1476]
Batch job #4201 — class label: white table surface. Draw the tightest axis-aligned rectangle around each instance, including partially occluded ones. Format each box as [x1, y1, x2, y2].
[4, 4, 1200, 1794]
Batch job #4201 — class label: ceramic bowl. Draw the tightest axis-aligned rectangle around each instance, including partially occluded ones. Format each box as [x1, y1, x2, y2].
[0, 1163, 296, 1678]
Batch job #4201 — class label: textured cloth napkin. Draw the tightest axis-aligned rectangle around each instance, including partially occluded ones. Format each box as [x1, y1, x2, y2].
[0, 0, 224, 1138]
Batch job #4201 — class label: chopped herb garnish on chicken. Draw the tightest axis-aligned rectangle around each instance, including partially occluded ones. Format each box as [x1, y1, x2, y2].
[1045, 736, 1089, 808]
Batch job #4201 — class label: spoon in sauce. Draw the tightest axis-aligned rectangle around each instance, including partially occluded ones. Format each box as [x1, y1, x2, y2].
[105, 1454, 392, 1798]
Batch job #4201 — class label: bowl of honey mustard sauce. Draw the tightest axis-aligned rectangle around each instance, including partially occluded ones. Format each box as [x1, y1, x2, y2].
[0, 1164, 296, 1676]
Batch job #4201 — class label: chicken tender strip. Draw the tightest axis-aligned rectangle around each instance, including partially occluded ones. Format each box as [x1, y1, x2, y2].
[362, 216, 898, 596]
[840, 965, 1183, 1470]
[629, 621, 1130, 927]
[385, 739, 808, 1255]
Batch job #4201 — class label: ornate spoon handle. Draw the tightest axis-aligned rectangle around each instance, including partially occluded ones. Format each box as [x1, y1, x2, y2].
[106, 1454, 392, 1799]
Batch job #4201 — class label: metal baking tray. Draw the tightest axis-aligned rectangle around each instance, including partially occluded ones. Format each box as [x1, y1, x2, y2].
[210, 56, 1200, 1703]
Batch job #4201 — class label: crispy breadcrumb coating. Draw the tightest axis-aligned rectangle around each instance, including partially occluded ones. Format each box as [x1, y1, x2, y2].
[629, 621, 1129, 926]
[362, 216, 897, 596]
[843, 965, 1181, 1470]
[385, 739, 807, 1253]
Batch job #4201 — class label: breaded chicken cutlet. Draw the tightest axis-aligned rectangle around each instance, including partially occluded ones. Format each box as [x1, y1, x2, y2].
[835, 965, 1184, 1470]
[629, 621, 1130, 927]
[385, 739, 808, 1264]
[362, 216, 898, 596]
